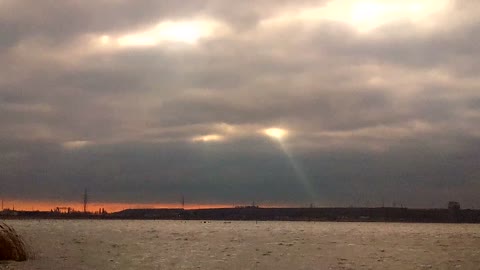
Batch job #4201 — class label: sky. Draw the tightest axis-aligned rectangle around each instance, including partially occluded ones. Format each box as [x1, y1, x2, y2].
[1, 0, 480, 211]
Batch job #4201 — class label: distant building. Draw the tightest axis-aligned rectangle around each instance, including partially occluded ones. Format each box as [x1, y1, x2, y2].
[55, 207, 73, 214]
[448, 201, 461, 222]
[448, 201, 460, 211]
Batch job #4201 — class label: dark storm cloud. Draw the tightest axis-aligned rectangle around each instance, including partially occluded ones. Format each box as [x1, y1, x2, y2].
[1, 0, 479, 208]
[2, 136, 479, 208]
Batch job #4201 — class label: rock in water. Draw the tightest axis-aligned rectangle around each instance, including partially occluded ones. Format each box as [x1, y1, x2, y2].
[0, 222, 27, 261]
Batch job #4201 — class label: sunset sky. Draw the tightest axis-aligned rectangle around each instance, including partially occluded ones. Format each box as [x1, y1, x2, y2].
[1, 0, 479, 211]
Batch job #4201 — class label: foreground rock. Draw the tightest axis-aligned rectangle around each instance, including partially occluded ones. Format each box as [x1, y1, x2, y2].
[0, 222, 27, 261]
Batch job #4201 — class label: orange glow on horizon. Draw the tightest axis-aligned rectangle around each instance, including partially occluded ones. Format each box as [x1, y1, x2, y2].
[0, 200, 261, 213]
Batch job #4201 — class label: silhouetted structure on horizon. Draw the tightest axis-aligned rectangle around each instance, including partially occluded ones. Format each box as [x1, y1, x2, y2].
[2, 201, 480, 223]
[83, 189, 88, 213]
[448, 201, 461, 222]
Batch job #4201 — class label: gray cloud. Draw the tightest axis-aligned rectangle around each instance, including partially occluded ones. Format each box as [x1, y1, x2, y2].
[1, 0, 479, 208]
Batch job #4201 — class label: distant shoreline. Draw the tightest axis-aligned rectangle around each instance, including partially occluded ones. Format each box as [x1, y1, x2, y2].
[2, 206, 479, 223]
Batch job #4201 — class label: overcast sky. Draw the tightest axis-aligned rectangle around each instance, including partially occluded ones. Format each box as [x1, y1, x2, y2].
[1, 0, 479, 209]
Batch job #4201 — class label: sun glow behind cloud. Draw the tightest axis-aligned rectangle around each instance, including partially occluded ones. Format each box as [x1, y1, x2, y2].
[263, 128, 288, 140]
[62, 140, 92, 150]
[262, 0, 450, 32]
[192, 134, 224, 142]
[97, 19, 225, 48]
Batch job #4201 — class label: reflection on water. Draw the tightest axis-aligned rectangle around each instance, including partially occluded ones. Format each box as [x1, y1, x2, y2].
[3, 220, 480, 269]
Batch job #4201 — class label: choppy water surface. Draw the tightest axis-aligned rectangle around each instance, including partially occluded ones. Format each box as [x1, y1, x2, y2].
[1, 220, 480, 269]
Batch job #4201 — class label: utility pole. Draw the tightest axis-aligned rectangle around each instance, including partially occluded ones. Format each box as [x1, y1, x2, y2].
[181, 194, 185, 209]
[83, 188, 88, 213]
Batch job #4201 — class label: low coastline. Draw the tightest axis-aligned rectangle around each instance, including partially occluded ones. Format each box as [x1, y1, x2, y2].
[2, 206, 479, 223]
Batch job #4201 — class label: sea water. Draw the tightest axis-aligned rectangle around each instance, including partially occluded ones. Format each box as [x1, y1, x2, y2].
[1, 220, 480, 269]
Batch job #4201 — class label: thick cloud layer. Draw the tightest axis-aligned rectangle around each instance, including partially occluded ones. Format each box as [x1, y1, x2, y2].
[1, 0, 479, 208]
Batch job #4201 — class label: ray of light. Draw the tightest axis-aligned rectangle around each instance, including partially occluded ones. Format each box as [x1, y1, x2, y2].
[277, 140, 318, 202]
[262, 128, 317, 201]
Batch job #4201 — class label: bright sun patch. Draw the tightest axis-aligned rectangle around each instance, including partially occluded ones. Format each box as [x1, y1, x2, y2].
[347, 0, 449, 32]
[263, 128, 288, 140]
[98, 19, 225, 48]
[261, 0, 450, 33]
[192, 134, 224, 142]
